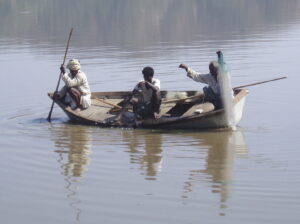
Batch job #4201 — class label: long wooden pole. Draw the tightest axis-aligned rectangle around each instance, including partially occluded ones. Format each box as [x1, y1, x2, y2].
[233, 76, 287, 90]
[47, 28, 74, 122]
[163, 76, 287, 104]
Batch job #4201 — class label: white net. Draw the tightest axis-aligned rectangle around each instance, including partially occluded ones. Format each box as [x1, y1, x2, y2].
[217, 51, 236, 129]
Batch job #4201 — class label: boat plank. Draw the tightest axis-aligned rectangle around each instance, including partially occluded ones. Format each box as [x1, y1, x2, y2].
[181, 103, 215, 117]
[92, 98, 123, 108]
[157, 103, 176, 118]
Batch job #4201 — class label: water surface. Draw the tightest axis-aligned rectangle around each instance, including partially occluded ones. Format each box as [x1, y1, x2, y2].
[0, 1, 300, 223]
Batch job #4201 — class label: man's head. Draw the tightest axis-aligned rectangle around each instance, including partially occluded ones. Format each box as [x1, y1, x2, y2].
[142, 66, 154, 82]
[67, 59, 81, 76]
[209, 61, 219, 76]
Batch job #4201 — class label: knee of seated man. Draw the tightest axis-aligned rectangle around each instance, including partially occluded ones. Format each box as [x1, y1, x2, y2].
[69, 87, 80, 94]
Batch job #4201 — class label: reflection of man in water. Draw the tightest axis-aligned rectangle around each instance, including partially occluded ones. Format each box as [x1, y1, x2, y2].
[53, 125, 92, 177]
[52, 124, 93, 222]
[182, 130, 247, 210]
[122, 131, 162, 179]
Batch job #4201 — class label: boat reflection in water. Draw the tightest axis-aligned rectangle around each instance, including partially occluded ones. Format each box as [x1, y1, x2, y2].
[121, 128, 248, 216]
[50, 123, 247, 218]
[51, 123, 93, 222]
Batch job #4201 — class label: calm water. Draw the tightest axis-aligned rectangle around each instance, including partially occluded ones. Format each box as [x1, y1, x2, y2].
[1, 1, 300, 223]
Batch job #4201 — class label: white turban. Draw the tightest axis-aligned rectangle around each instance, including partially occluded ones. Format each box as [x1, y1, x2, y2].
[67, 59, 81, 71]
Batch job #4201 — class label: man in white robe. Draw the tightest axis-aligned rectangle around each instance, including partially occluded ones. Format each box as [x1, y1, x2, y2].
[55, 59, 91, 111]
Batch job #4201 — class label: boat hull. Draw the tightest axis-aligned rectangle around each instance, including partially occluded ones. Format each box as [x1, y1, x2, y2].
[48, 89, 248, 130]
[141, 96, 247, 129]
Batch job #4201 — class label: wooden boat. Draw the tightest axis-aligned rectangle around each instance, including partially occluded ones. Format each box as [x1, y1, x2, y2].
[48, 89, 248, 129]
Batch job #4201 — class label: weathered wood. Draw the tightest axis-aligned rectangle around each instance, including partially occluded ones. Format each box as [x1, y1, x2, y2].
[68, 102, 114, 122]
[47, 89, 248, 129]
[163, 93, 204, 104]
[91, 90, 200, 100]
[157, 103, 176, 118]
[91, 91, 131, 99]
[181, 103, 215, 117]
[233, 89, 249, 104]
[93, 98, 122, 109]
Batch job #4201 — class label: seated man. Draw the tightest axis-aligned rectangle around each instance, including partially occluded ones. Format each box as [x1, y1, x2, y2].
[111, 66, 161, 125]
[131, 66, 161, 119]
[179, 61, 223, 109]
[55, 59, 91, 111]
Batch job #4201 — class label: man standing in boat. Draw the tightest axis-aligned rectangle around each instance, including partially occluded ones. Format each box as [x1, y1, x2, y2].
[179, 60, 223, 109]
[54, 59, 91, 111]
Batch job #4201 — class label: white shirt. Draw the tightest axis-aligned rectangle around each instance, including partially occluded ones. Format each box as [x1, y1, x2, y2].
[187, 67, 221, 95]
[61, 70, 91, 95]
[58, 70, 91, 109]
[134, 78, 160, 104]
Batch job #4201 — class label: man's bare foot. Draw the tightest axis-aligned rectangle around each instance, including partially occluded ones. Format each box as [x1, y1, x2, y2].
[74, 108, 82, 112]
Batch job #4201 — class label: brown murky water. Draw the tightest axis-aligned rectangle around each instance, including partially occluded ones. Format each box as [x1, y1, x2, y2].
[1, 1, 300, 223]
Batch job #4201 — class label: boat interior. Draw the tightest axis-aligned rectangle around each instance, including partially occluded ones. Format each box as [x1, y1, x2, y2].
[49, 89, 245, 125]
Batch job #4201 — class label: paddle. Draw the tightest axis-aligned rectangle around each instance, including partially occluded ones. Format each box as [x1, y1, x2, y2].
[47, 28, 74, 122]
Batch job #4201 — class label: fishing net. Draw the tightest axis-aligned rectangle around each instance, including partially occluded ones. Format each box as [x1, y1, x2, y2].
[217, 51, 236, 129]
